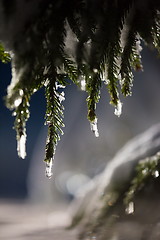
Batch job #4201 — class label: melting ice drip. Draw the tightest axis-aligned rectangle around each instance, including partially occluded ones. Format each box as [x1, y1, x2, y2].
[90, 118, 99, 137]
[17, 134, 26, 159]
[45, 158, 53, 179]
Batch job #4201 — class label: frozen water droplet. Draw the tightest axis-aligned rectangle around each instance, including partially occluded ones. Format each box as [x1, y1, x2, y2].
[59, 91, 65, 102]
[14, 97, 22, 107]
[45, 159, 53, 179]
[12, 111, 17, 116]
[80, 79, 86, 91]
[78, 75, 86, 91]
[44, 79, 49, 87]
[126, 201, 134, 215]
[17, 134, 26, 159]
[33, 88, 37, 93]
[93, 68, 98, 73]
[19, 89, 24, 96]
[90, 118, 99, 137]
[114, 100, 122, 117]
[154, 170, 159, 178]
[55, 82, 65, 89]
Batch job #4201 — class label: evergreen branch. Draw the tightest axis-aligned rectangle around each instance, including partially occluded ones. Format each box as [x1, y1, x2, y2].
[44, 72, 65, 178]
[2, 0, 160, 177]
[86, 69, 101, 137]
[120, 14, 138, 97]
[124, 152, 160, 207]
[62, 56, 79, 84]
[13, 90, 30, 159]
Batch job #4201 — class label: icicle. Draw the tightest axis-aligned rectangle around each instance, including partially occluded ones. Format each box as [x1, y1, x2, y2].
[125, 201, 134, 215]
[78, 75, 86, 91]
[90, 117, 99, 137]
[17, 134, 26, 159]
[114, 100, 123, 117]
[45, 158, 53, 179]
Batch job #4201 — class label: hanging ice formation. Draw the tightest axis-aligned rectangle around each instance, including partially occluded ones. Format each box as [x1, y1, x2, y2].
[2, 0, 159, 178]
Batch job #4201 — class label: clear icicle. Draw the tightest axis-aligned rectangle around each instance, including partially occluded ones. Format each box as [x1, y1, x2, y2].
[114, 100, 123, 117]
[17, 134, 26, 159]
[45, 158, 53, 179]
[90, 118, 99, 137]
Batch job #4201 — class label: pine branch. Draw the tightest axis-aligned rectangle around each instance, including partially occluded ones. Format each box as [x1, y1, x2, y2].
[44, 71, 66, 178]
[1, 0, 160, 177]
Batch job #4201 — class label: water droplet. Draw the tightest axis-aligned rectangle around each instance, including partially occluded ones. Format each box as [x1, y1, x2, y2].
[33, 88, 37, 93]
[12, 111, 17, 116]
[78, 75, 86, 91]
[44, 79, 49, 87]
[154, 170, 159, 178]
[93, 68, 98, 73]
[114, 100, 122, 117]
[59, 91, 65, 102]
[17, 134, 26, 159]
[125, 201, 134, 215]
[80, 79, 86, 91]
[90, 118, 99, 137]
[19, 89, 24, 96]
[14, 97, 22, 107]
[45, 159, 53, 179]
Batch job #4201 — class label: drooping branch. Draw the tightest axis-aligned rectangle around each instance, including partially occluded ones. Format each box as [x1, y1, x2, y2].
[0, 0, 160, 177]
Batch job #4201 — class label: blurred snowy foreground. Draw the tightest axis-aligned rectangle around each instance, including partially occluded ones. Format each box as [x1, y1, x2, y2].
[0, 200, 77, 240]
[1, 124, 160, 240]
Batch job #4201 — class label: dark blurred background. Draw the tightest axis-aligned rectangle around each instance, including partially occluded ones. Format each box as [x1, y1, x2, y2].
[0, 46, 160, 203]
